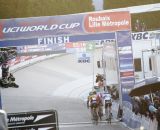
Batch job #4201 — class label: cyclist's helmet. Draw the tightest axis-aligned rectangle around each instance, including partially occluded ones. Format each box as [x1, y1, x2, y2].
[89, 91, 93, 96]
[92, 91, 97, 95]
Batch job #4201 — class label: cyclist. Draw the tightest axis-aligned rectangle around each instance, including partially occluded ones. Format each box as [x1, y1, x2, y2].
[87, 91, 93, 109]
[102, 91, 112, 120]
[87, 91, 99, 121]
[97, 92, 104, 120]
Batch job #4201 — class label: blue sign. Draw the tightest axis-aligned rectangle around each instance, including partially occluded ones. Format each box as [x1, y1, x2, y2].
[0, 32, 115, 47]
[0, 11, 131, 40]
[78, 53, 91, 63]
[116, 31, 135, 103]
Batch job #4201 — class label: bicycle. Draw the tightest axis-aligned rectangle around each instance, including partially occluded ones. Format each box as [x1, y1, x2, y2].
[98, 105, 103, 120]
[107, 112, 112, 124]
[104, 102, 112, 121]
[92, 105, 98, 125]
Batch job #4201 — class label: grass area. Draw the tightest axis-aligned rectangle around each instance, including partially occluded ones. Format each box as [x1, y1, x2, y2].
[104, 0, 160, 9]
[0, 0, 94, 19]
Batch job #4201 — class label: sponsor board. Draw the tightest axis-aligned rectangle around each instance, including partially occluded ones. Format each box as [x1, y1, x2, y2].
[132, 30, 160, 40]
[8, 56, 38, 66]
[85, 42, 95, 51]
[0, 32, 115, 47]
[37, 36, 70, 45]
[0, 11, 130, 40]
[7, 110, 58, 130]
[66, 42, 86, 53]
[132, 32, 149, 40]
[116, 31, 135, 102]
[120, 71, 134, 77]
[119, 53, 133, 59]
[77, 53, 91, 63]
[17, 44, 66, 55]
[84, 11, 130, 32]
[65, 42, 95, 53]
[65, 42, 86, 48]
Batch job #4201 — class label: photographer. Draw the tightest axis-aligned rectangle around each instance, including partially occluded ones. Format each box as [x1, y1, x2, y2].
[0, 62, 10, 88]
[1, 62, 9, 78]
[0, 49, 18, 88]
[8, 73, 19, 88]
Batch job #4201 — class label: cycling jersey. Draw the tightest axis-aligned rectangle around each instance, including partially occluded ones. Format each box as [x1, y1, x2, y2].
[102, 92, 112, 107]
[90, 95, 97, 104]
[103, 92, 111, 100]
[87, 94, 99, 108]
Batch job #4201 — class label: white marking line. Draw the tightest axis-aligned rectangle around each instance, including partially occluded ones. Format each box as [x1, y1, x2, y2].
[59, 121, 118, 128]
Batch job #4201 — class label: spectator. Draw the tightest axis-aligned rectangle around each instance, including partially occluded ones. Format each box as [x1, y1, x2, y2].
[149, 103, 157, 113]
[156, 107, 160, 130]
[134, 19, 142, 31]
[139, 97, 148, 117]
[132, 97, 141, 115]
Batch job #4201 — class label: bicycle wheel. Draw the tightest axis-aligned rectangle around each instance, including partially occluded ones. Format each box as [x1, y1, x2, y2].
[108, 113, 112, 124]
[105, 107, 109, 120]
[92, 108, 98, 125]
[98, 106, 103, 120]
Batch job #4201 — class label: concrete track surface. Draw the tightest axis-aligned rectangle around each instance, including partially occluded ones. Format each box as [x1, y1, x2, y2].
[1, 49, 130, 130]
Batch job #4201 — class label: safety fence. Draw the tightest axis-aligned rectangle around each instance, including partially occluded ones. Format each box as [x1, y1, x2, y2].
[0, 54, 62, 77]
[112, 101, 158, 130]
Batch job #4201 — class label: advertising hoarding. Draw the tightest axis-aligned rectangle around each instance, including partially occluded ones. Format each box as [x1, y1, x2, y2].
[7, 110, 58, 130]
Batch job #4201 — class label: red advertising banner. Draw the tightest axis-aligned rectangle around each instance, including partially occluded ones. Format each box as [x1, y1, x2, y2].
[120, 71, 134, 77]
[84, 11, 131, 33]
[65, 42, 85, 48]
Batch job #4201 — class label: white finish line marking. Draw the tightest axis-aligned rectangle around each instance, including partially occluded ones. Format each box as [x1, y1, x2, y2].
[59, 121, 119, 128]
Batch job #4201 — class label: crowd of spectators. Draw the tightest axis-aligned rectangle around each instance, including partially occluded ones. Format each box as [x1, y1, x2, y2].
[131, 92, 160, 129]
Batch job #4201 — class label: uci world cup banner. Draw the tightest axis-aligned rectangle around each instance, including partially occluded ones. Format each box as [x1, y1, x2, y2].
[0, 11, 131, 42]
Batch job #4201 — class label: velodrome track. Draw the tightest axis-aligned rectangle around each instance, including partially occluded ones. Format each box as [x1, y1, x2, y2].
[1, 48, 129, 130]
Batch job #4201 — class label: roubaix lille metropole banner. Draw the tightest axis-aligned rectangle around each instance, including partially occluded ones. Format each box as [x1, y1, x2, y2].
[0, 10, 135, 123]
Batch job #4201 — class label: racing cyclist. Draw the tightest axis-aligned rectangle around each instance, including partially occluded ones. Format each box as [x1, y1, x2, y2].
[87, 91, 99, 120]
[102, 91, 112, 120]
[96, 92, 103, 120]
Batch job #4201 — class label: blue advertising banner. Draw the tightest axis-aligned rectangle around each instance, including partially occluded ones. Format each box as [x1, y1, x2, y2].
[116, 31, 135, 103]
[0, 11, 131, 41]
[0, 15, 83, 40]
[0, 32, 115, 47]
